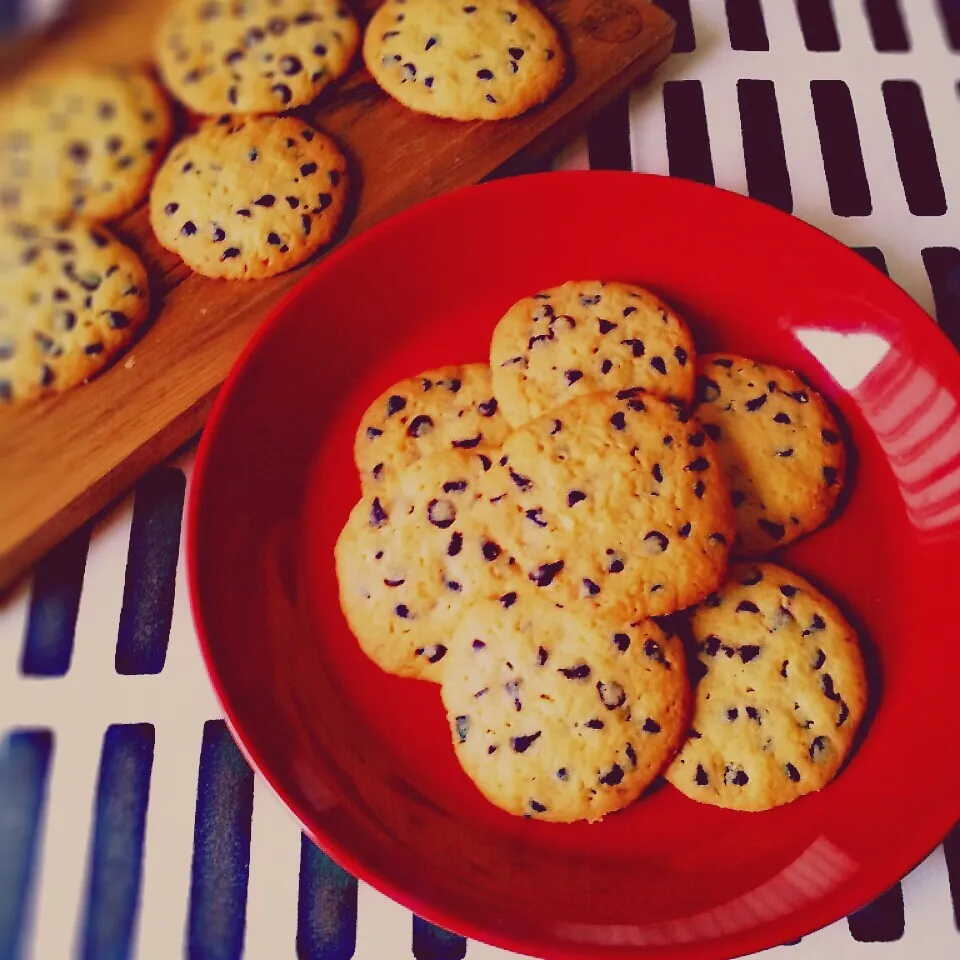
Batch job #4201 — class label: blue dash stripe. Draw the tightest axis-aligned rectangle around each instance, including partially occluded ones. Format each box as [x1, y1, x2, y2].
[412, 917, 467, 960]
[115, 467, 186, 675]
[0, 730, 54, 960]
[187, 721, 254, 960]
[296, 835, 358, 959]
[79, 724, 155, 960]
[21, 523, 91, 676]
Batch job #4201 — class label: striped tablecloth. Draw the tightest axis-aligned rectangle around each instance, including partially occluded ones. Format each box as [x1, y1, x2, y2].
[2, 1, 959, 957]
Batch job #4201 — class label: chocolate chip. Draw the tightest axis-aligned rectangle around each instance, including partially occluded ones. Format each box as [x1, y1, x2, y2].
[785, 763, 800, 782]
[697, 377, 721, 403]
[613, 633, 630, 652]
[823, 466, 839, 486]
[181, 221, 197, 236]
[779, 584, 798, 597]
[650, 356, 667, 375]
[267, 232, 282, 246]
[254, 194, 276, 207]
[530, 560, 564, 587]
[164, 202, 179, 215]
[687, 431, 706, 447]
[525, 508, 547, 528]
[621, 337, 645, 358]
[822, 674, 841, 701]
[221, 247, 241, 260]
[674, 346, 688, 366]
[559, 663, 590, 680]
[600, 359, 613, 374]
[106, 311, 129, 330]
[585, 719, 605, 730]
[427, 499, 456, 528]
[369, 497, 388, 527]
[482, 541, 501, 561]
[812, 649, 826, 670]
[84, 343, 104, 356]
[499, 591, 517, 608]
[567, 490, 586, 507]
[810, 736, 828, 760]
[821, 428, 840, 444]
[758, 518, 785, 541]
[280, 55, 303, 76]
[384, 578, 404, 587]
[610, 411, 626, 430]
[406, 414, 433, 437]
[693, 481, 706, 498]
[643, 530, 668, 553]
[471, 638, 485, 650]
[454, 716, 469, 743]
[736, 601, 760, 614]
[447, 532, 462, 556]
[773, 412, 792, 424]
[511, 732, 541, 753]
[452, 434, 481, 449]
[599, 763, 623, 786]
[725, 766, 749, 786]
[581, 578, 600, 596]
[509, 469, 532, 491]
[776, 448, 794, 458]
[564, 369, 583, 386]
[694, 765, 709, 785]
[787, 390, 809, 403]
[686, 456, 710, 472]
[417, 644, 446, 663]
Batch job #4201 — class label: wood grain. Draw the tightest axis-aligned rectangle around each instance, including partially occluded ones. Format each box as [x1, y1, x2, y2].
[0, 0, 674, 589]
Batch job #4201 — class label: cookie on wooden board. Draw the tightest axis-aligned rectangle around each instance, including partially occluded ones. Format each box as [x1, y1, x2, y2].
[0, 220, 150, 406]
[335, 449, 522, 682]
[354, 363, 512, 490]
[665, 562, 868, 811]
[156, 0, 360, 116]
[441, 593, 689, 822]
[694, 354, 847, 556]
[480, 390, 735, 621]
[363, 0, 565, 121]
[0, 66, 172, 223]
[149, 115, 348, 279]
[491, 280, 696, 427]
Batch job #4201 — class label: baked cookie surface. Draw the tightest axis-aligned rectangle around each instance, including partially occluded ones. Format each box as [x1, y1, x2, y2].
[353, 363, 512, 490]
[0, 66, 172, 223]
[694, 354, 846, 556]
[156, 0, 359, 115]
[665, 562, 868, 811]
[441, 593, 689, 822]
[149, 116, 348, 279]
[491, 280, 696, 427]
[363, 0, 565, 120]
[335, 449, 521, 682]
[481, 390, 735, 621]
[0, 220, 150, 406]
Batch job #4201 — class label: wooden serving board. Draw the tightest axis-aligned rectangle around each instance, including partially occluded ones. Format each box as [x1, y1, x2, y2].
[0, 0, 675, 590]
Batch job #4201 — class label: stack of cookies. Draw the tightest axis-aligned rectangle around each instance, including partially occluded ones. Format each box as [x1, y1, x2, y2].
[336, 280, 869, 821]
[1, 0, 567, 406]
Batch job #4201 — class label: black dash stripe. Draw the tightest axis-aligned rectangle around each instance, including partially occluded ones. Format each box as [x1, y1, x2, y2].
[851, 246, 889, 276]
[724, 0, 769, 50]
[938, 0, 960, 50]
[943, 821, 960, 931]
[663, 80, 715, 186]
[652, 0, 695, 52]
[883, 80, 946, 217]
[738, 79, 793, 213]
[587, 93, 632, 171]
[921, 247, 960, 347]
[846, 882, 905, 942]
[865, 0, 910, 52]
[796, 0, 840, 51]
[810, 80, 871, 217]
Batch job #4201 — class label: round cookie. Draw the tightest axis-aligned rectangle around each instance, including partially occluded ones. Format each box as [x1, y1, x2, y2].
[480, 390, 735, 621]
[491, 280, 696, 427]
[0, 66, 172, 223]
[441, 593, 689, 822]
[155, 0, 360, 116]
[149, 116, 348, 279]
[354, 363, 512, 490]
[335, 449, 522, 681]
[694, 354, 847, 556]
[665, 563, 867, 812]
[363, 0, 565, 121]
[0, 220, 150, 406]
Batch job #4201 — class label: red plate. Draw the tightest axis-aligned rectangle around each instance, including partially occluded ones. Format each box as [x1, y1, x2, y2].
[187, 171, 960, 960]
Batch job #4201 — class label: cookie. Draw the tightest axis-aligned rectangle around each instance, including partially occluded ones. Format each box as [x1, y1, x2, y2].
[0, 66, 172, 223]
[0, 220, 150, 406]
[335, 449, 522, 681]
[491, 280, 696, 427]
[665, 563, 867, 812]
[149, 115, 348, 279]
[363, 0, 565, 121]
[441, 593, 689, 822]
[354, 363, 512, 490]
[480, 390, 735, 621]
[155, 0, 360, 116]
[694, 354, 847, 556]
